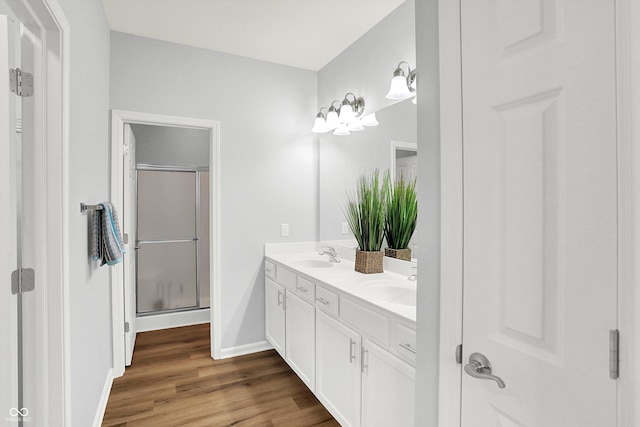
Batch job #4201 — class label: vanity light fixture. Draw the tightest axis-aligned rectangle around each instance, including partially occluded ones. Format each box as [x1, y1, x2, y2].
[347, 118, 365, 132]
[361, 113, 379, 127]
[311, 93, 373, 136]
[325, 101, 341, 131]
[333, 123, 351, 136]
[339, 92, 365, 123]
[311, 107, 329, 133]
[386, 61, 417, 100]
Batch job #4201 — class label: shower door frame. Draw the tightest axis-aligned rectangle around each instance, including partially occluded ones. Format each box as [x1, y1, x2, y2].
[110, 110, 221, 378]
[135, 164, 209, 316]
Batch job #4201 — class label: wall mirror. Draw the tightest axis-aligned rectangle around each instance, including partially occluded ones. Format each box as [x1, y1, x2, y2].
[318, 97, 418, 260]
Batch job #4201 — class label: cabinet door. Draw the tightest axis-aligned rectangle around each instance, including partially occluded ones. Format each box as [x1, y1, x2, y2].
[265, 278, 285, 357]
[362, 339, 415, 427]
[316, 310, 361, 427]
[285, 291, 315, 391]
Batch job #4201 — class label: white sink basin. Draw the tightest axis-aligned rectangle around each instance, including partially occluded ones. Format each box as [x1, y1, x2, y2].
[362, 280, 416, 306]
[294, 259, 334, 269]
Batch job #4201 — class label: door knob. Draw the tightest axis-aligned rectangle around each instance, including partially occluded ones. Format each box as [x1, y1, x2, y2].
[464, 352, 506, 389]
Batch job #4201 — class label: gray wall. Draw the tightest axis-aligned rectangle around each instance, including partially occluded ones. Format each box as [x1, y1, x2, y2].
[415, 0, 442, 425]
[56, 0, 112, 426]
[110, 32, 318, 349]
[131, 124, 210, 167]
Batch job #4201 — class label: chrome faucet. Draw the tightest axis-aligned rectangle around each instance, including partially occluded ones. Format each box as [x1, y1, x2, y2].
[319, 246, 341, 263]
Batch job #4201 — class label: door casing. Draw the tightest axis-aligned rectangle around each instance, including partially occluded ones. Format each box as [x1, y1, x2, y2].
[0, 0, 70, 425]
[436, 0, 640, 426]
[109, 110, 221, 377]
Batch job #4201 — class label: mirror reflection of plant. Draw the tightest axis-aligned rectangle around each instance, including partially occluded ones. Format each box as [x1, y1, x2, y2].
[384, 172, 418, 250]
[343, 169, 388, 252]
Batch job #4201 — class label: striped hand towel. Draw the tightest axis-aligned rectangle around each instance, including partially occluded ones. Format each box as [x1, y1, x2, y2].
[90, 202, 126, 266]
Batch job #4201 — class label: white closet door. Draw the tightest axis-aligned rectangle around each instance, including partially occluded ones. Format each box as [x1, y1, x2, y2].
[123, 124, 137, 365]
[460, 0, 618, 426]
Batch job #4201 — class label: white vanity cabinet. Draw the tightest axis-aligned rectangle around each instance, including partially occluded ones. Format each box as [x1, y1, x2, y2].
[264, 254, 416, 427]
[284, 290, 315, 390]
[265, 262, 316, 391]
[316, 310, 362, 427]
[265, 277, 285, 356]
[361, 339, 415, 427]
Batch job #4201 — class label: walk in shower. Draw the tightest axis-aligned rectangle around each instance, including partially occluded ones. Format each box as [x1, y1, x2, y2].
[136, 166, 210, 315]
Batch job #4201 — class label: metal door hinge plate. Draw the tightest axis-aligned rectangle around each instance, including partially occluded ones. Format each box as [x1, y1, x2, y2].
[125, 322, 130, 333]
[10, 68, 33, 97]
[11, 268, 35, 295]
[610, 329, 619, 379]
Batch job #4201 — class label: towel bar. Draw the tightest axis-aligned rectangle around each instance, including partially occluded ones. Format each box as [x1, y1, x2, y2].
[80, 203, 104, 213]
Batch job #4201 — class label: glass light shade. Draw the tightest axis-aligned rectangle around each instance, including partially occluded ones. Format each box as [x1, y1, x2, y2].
[325, 110, 339, 130]
[361, 113, 379, 127]
[339, 103, 355, 122]
[347, 118, 364, 131]
[386, 75, 412, 100]
[311, 116, 329, 133]
[333, 123, 351, 136]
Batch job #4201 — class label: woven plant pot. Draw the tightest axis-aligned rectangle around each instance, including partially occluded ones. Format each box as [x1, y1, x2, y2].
[355, 250, 384, 274]
[385, 248, 412, 262]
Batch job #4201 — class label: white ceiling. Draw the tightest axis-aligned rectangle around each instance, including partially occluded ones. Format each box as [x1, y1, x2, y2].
[101, 0, 406, 71]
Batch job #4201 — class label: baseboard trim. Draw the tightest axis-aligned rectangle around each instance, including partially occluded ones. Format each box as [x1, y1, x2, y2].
[219, 340, 273, 359]
[136, 308, 210, 332]
[92, 368, 113, 427]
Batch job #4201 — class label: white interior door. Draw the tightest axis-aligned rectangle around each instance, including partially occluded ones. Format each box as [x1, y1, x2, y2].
[0, 14, 19, 424]
[123, 123, 137, 365]
[460, 1, 618, 426]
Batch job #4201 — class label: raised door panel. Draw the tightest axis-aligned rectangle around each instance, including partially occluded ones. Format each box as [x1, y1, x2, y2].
[362, 339, 415, 427]
[285, 291, 315, 391]
[265, 278, 285, 357]
[316, 310, 361, 427]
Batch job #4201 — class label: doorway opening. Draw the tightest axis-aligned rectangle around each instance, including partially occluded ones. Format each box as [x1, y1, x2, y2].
[110, 110, 221, 378]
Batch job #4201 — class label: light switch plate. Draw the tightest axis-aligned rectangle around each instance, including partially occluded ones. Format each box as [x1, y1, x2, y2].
[342, 222, 349, 234]
[281, 223, 290, 237]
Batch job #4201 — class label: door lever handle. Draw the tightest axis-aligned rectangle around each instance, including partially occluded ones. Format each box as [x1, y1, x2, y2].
[464, 352, 506, 389]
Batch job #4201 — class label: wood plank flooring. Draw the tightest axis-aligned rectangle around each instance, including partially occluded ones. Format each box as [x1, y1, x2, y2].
[102, 324, 339, 427]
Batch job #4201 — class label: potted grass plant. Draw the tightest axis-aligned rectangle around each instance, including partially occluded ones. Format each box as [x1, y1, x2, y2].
[384, 172, 418, 261]
[344, 169, 388, 274]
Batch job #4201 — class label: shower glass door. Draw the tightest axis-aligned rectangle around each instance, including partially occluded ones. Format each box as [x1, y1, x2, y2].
[136, 169, 201, 314]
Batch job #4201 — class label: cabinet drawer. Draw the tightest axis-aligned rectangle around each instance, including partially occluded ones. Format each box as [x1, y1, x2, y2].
[315, 286, 339, 317]
[394, 323, 416, 365]
[296, 276, 316, 303]
[340, 298, 389, 346]
[276, 265, 297, 290]
[264, 260, 276, 280]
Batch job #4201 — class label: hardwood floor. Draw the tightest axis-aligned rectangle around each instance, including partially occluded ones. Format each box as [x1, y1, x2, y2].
[102, 324, 339, 427]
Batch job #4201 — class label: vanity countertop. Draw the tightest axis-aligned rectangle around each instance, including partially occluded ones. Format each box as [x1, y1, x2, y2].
[265, 242, 417, 323]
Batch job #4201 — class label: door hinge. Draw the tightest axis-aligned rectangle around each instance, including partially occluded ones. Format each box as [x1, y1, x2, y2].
[123, 233, 129, 244]
[456, 344, 463, 364]
[124, 322, 130, 333]
[10, 68, 34, 97]
[11, 268, 35, 295]
[610, 329, 619, 379]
